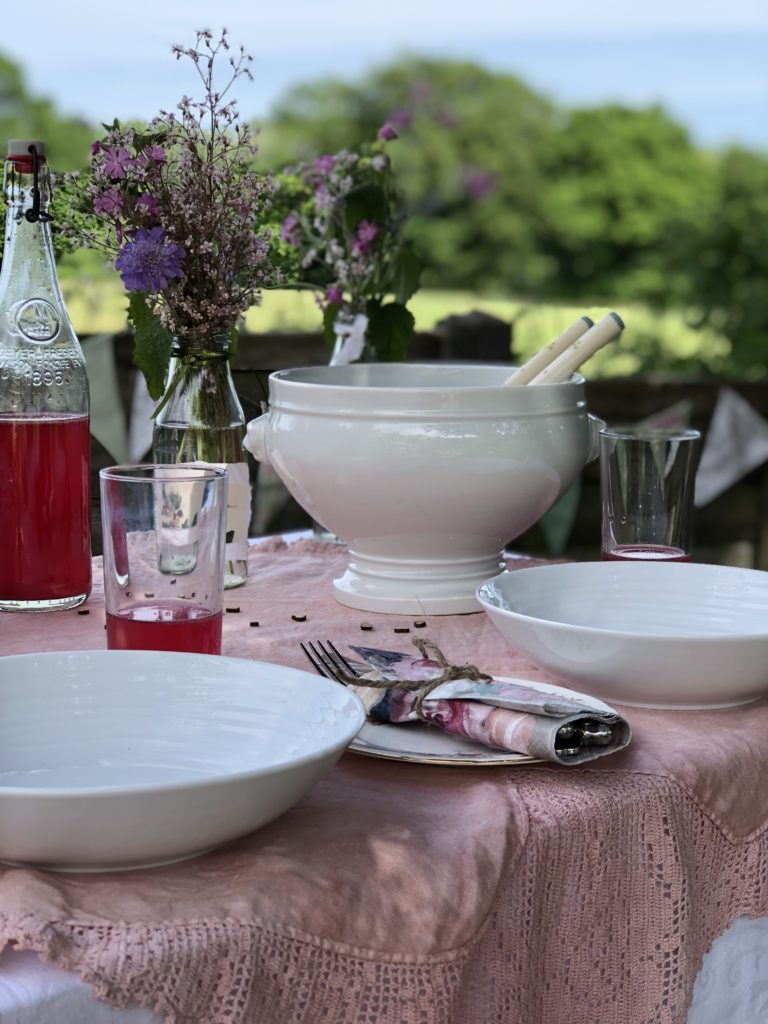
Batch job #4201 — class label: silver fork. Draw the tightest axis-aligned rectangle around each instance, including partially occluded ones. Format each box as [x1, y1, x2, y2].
[300, 640, 360, 682]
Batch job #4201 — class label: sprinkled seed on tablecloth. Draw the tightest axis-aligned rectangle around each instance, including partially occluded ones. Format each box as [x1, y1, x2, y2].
[394, 626, 410, 634]
[250, 621, 259, 628]
[226, 607, 240, 613]
[144, 592, 154, 598]
[360, 622, 373, 631]
[413, 620, 427, 628]
[170, 579, 176, 585]
[292, 614, 307, 622]
[77, 609, 90, 615]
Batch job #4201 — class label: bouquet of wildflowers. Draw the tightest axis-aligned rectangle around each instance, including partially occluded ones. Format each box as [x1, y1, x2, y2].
[62, 29, 277, 400]
[274, 124, 421, 362]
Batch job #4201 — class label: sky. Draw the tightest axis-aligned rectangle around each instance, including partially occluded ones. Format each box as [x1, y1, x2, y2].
[3, 0, 768, 150]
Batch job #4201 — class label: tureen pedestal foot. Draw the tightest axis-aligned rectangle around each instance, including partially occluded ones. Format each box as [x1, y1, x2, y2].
[332, 547, 506, 615]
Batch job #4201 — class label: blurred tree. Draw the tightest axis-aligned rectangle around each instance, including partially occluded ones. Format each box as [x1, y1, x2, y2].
[537, 104, 718, 305]
[0, 54, 95, 261]
[0, 55, 93, 170]
[260, 57, 558, 294]
[668, 146, 768, 377]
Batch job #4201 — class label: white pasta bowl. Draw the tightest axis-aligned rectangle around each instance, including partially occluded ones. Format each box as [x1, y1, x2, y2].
[477, 561, 768, 709]
[245, 363, 604, 615]
[0, 650, 365, 871]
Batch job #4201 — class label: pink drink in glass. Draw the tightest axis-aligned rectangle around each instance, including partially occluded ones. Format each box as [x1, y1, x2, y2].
[106, 601, 223, 654]
[601, 544, 691, 563]
[0, 414, 91, 601]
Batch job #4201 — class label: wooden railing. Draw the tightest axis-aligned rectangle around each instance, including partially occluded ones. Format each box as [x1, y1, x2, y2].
[86, 331, 768, 568]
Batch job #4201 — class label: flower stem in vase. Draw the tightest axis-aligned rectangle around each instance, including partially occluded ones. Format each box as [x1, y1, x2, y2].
[153, 337, 251, 589]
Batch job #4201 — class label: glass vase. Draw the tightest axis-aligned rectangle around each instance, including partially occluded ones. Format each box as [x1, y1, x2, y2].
[152, 331, 250, 589]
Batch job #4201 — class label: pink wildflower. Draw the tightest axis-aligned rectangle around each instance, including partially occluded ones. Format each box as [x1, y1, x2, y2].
[463, 167, 496, 201]
[93, 188, 124, 216]
[280, 213, 300, 245]
[136, 193, 161, 218]
[90, 140, 102, 157]
[315, 154, 335, 173]
[389, 109, 412, 129]
[145, 144, 167, 163]
[103, 146, 132, 179]
[377, 122, 398, 141]
[409, 80, 431, 103]
[353, 220, 378, 254]
[325, 285, 344, 306]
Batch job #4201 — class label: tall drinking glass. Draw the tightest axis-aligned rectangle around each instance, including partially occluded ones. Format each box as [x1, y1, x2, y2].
[599, 426, 702, 562]
[100, 465, 228, 654]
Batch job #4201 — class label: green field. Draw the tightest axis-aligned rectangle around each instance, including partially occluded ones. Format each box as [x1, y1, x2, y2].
[59, 253, 731, 379]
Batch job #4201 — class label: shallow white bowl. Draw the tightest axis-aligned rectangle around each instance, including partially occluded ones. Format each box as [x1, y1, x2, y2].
[0, 650, 365, 871]
[477, 562, 768, 709]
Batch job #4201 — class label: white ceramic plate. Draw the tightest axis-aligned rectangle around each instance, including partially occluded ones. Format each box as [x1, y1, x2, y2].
[478, 561, 768, 709]
[0, 650, 365, 872]
[348, 676, 615, 765]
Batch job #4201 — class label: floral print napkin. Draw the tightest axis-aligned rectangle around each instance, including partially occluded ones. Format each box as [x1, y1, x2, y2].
[347, 645, 631, 765]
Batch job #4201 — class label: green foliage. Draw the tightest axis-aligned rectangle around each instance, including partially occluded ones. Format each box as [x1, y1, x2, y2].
[127, 292, 173, 400]
[322, 300, 342, 346]
[664, 147, 768, 376]
[365, 300, 415, 361]
[537, 105, 719, 305]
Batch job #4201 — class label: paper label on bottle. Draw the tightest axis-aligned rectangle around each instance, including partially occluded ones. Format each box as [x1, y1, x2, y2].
[205, 461, 251, 561]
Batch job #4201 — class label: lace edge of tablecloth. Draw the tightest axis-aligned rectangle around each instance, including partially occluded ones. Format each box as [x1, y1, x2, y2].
[0, 914, 477, 1024]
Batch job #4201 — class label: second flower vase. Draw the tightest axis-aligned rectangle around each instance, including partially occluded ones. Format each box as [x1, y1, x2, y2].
[312, 311, 376, 545]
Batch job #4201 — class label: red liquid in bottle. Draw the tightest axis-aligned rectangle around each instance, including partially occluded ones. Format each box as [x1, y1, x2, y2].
[601, 544, 691, 563]
[106, 602, 223, 655]
[0, 414, 91, 603]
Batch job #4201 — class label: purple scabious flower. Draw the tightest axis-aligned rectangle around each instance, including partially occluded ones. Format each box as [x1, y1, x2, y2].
[325, 285, 344, 306]
[377, 122, 398, 141]
[114, 226, 185, 292]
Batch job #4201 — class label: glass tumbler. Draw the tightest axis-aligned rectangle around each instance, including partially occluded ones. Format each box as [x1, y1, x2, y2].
[599, 426, 702, 562]
[100, 464, 228, 654]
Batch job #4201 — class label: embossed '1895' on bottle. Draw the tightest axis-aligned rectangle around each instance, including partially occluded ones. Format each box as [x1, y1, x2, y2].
[0, 139, 91, 611]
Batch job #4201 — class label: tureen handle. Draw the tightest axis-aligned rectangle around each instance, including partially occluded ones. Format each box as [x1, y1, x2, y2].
[244, 414, 272, 466]
[587, 414, 606, 462]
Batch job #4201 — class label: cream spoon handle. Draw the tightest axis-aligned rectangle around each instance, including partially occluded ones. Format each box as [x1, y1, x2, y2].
[503, 316, 594, 386]
[529, 312, 624, 385]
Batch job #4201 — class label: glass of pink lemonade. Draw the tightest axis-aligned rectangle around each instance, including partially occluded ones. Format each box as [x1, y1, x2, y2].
[599, 425, 702, 563]
[99, 465, 228, 654]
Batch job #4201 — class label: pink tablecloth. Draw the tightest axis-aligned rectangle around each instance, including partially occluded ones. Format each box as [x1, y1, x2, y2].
[2, 539, 768, 1024]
